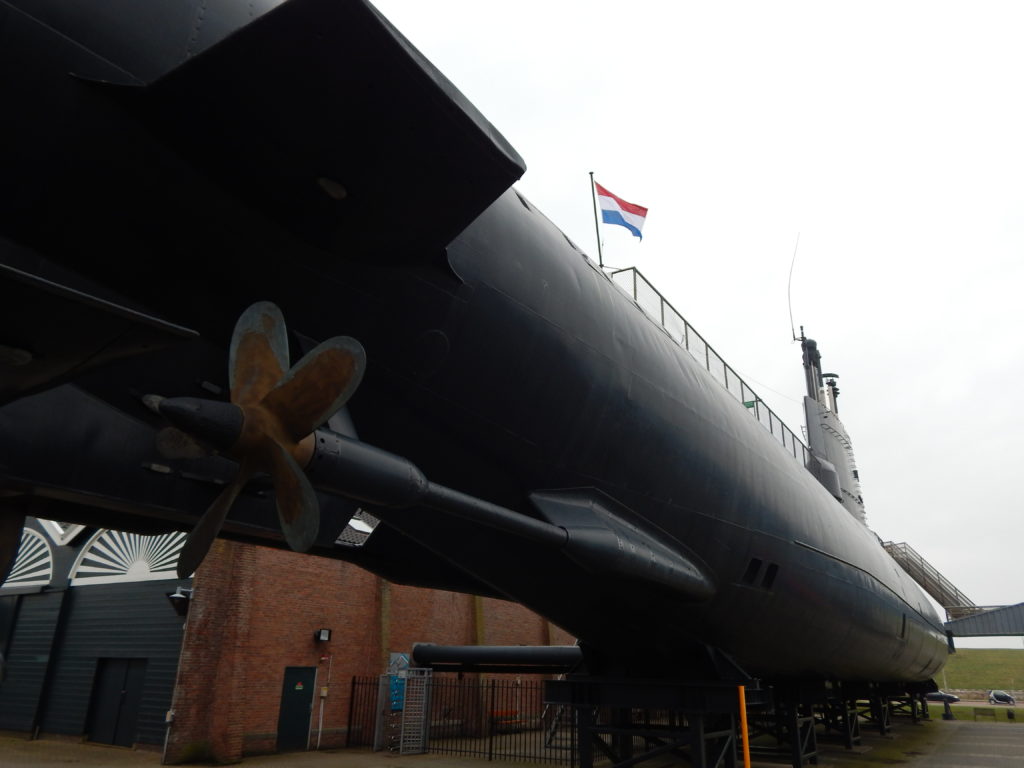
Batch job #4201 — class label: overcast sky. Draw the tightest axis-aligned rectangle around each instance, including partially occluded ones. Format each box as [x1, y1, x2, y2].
[374, 1, 1023, 648]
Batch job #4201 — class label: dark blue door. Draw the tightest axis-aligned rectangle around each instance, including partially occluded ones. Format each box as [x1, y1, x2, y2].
[276, 666, 316, 751]
[88, 658, 147, 746]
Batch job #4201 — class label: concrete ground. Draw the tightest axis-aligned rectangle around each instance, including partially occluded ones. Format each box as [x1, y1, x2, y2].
[4, 718, 1024, 768]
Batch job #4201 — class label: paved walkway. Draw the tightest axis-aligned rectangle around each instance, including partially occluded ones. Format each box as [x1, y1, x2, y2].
[4, 719, 1024, 767]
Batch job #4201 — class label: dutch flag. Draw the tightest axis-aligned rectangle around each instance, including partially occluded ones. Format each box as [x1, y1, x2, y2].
[595, 182, 648, 240]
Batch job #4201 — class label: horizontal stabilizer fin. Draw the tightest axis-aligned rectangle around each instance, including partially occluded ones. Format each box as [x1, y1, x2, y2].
[530, 489, 715, 602]
[336, 519, 504, 599]
[139, 0, 526, 258]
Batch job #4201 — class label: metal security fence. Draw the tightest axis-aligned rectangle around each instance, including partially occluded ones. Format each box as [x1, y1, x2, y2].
[427, 676, 574, 764]
[347, 675, 380, 747]
[348, 675, 575, 764]
[609, 267, 810, 466]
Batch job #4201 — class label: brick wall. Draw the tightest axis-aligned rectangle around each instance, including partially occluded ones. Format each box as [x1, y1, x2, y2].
[164, 540, 570, 763]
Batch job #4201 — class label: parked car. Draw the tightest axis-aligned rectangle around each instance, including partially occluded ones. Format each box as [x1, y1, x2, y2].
[989, 690, 1016, 705]
[925, 691, 960, 703]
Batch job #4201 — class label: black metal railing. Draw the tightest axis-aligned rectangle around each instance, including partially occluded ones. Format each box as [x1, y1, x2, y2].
[881, 541, 976, 619]
[347, 675, 575, 764]
[609, 267, 810, 467]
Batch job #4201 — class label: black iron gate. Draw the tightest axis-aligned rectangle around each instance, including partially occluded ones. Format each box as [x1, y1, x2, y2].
[348, 675, 574, 764]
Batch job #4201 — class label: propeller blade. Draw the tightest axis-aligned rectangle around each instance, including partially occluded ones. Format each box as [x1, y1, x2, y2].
[156, 397, 244, 454]
[267, 440, 320, 552]
[159, 303, 361, 568]
[229, 302, 289, 407]
[260, 337, 366, 441]
[175, 466, 250, 578]
[155, 426, 210, 460]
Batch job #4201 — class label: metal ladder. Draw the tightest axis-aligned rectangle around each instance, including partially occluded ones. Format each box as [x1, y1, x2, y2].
[399, 668, 432, 754]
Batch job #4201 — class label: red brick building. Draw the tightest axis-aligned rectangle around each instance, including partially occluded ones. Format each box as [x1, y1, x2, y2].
[0, 521, 570, 763]
[164, 539, 571, 763]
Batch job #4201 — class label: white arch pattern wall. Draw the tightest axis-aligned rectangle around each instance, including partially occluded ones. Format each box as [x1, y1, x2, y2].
[2, 528, 53, 588]
[69, 529, 187, 586]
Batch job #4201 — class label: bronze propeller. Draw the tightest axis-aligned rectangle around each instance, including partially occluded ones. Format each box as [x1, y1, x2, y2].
[152, 302, 365, 578]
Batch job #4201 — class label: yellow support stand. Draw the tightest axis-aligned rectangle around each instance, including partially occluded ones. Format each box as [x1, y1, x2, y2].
[738, 685, 752, 768]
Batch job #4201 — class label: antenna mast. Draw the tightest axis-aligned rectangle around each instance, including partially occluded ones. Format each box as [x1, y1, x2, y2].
[787, 233, 801, 341]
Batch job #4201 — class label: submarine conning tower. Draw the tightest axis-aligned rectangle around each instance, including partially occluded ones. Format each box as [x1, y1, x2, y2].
[801, 332, 867, 525]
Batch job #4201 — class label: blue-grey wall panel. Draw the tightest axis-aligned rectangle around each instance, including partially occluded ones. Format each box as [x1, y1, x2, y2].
[37, 580, 187, 745]
[0, 591, 65, 731]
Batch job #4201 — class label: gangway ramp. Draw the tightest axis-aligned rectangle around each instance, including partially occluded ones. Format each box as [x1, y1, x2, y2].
[945, 602, 1024, 637]
[882, 541, 978, 620]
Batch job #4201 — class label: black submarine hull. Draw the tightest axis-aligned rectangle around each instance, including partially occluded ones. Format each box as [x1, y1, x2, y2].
[323, 189, 949, 682]
[0, 0, 948, 683]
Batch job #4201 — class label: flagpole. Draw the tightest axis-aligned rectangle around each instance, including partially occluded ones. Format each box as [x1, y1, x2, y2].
[589, 171, 604, 268]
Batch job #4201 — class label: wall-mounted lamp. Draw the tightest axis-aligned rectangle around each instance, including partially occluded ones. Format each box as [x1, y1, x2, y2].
[314, 628, 332, 642]
[167, 587, 194, 617]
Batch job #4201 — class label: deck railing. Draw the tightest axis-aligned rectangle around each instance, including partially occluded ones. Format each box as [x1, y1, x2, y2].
[608, 267, 809, 467]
